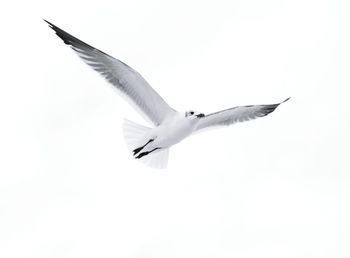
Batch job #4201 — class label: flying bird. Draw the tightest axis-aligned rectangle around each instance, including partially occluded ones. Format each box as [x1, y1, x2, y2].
[45, 20, 289, 169]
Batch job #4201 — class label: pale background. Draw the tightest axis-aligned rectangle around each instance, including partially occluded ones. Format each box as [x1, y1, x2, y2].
[1, 0, 350, 257]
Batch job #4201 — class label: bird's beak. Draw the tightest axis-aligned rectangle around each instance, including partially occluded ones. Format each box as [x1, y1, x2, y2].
[196, 113, 205, 118]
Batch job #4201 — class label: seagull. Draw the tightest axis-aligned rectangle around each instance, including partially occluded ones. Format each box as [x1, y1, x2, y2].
[45, 20, 290, 169]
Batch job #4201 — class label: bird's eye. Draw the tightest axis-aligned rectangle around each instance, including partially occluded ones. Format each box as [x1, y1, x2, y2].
[190, 111, 194, 115]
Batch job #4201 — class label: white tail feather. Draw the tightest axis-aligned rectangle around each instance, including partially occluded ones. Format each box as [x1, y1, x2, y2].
[123, 119, 151, 151]
[122, 119, 169, 169]
[138, 148, 169, 169]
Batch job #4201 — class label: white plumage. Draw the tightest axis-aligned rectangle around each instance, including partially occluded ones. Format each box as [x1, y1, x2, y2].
[45, 20, 289, 169]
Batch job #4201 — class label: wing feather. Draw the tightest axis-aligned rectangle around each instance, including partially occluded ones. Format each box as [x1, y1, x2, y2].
[196, 98, 290, 131]
[45, 20, 176, 126]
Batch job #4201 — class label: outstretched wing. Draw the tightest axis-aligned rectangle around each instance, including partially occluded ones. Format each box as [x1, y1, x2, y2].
[45, 20, 176, 126]
[196, 98, 290, 131]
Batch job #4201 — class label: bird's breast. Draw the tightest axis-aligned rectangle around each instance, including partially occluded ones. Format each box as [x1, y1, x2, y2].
[155, 119, 195, 147]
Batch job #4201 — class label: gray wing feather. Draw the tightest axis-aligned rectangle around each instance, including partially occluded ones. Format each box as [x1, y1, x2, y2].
[45, 20, 176, 126]
[196, 98, 290, 131]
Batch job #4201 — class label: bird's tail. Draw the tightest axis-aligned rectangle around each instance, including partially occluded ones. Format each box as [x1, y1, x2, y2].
[122, 118, 151, 150]
[122, 119, 169, 169]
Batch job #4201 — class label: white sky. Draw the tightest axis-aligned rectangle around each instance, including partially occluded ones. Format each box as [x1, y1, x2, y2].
[1, 0, 350, 257]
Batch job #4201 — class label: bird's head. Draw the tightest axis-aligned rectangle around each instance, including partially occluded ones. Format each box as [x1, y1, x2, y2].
[184, 110, 205, 120]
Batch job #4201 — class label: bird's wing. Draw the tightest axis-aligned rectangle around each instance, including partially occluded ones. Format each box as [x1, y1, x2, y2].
[196, 98, 290, 132]
[45, 20, 176, 126]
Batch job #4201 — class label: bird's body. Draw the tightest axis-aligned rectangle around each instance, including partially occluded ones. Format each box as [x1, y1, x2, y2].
[138, 112, 198, 150]
[45, 20, 290, 168]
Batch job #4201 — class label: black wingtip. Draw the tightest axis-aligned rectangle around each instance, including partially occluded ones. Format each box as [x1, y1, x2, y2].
[43, 19, 109, 56]
[260, 97, 290, 117]
[43, 19, 54, 28]
[282, 97, 291, 103]
[43, 19, 87, 48]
